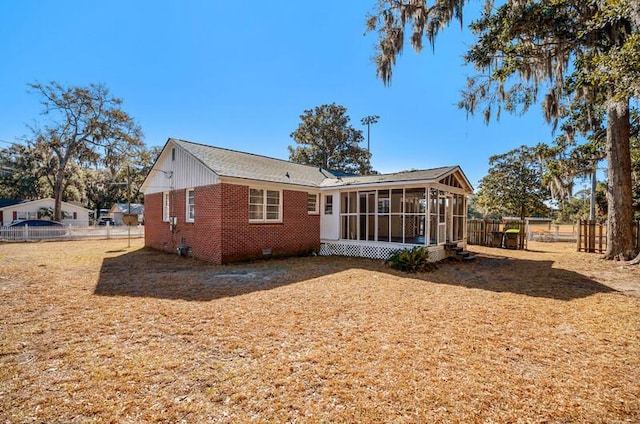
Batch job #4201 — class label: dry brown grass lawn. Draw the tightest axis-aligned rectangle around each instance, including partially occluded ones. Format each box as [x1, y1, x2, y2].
[1, 239, 639, 423]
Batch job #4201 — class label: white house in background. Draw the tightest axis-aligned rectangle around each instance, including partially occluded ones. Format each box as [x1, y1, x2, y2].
[0, 198, 92, 227]
[108, 203, 145, 225]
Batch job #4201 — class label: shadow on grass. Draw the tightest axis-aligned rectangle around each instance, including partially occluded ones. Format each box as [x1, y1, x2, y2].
[94, 247, 615, 302]
[94, 247, 367, 302]
[421, 251, 616, 301]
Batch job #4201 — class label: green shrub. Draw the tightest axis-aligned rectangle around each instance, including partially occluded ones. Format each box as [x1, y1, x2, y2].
[384, 246, 436, 273]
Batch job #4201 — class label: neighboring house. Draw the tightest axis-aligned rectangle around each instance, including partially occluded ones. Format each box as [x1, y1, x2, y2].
[141, 138, 473, 264]
[109, 203, 145, 225]
[0, 198, 93, 227]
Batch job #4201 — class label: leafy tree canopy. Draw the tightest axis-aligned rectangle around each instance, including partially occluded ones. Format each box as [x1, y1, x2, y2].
[0, 143, 51, 199]
[476, 146, 551, 220]
[289, 103, 373, 175]
[0, 141, 159, 211]
[24, 81, 145, 220]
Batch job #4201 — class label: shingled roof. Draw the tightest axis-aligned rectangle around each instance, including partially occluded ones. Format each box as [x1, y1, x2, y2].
[320, 167, 463, 188]
[173, 139, 339, 187]
[160, 139, 472, 192]
[0, 198, 25, 208]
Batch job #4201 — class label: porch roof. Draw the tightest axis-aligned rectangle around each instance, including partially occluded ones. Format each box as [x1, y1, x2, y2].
[320, 166, 473, 191]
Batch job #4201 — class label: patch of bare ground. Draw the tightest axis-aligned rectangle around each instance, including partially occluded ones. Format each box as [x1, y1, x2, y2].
[0, 239, 638, 423]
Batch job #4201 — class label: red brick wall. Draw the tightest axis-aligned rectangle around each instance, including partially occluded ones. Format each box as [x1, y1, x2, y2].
[144, 183, 320, 264]
[144, 192, 172, 252]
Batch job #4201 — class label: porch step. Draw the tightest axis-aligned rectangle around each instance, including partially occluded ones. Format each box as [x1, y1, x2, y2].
[444, 243, 475, 261]
[462, 251, 476, 261]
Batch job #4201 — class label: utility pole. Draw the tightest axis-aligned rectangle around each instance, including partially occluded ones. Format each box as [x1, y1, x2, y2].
[361, 115, 380, 152]
[127, 165, 131, 248]
[590, 168, 597, 220]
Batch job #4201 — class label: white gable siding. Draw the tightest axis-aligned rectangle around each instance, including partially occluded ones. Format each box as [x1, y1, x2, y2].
[144, 142, 219, 194]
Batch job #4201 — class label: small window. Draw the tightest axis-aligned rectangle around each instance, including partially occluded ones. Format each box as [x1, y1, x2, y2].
[186, 189, 195, 222]
[308, 193, 319, 214]
[249, 188, 281, 222]
[162, 192, 170, 222]
[324, 195, 333, 215]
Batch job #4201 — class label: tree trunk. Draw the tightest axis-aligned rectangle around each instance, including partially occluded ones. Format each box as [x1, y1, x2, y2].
[603, 95, 635, 260]
[53, 170, 64, 222]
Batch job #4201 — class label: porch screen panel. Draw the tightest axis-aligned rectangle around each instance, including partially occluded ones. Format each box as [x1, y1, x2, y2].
[452, 194, 465, 242]
[429, 189, 438, 245]
[359, 194, 367, 241]
[405, 188, 426, 244]
[377, 190, 390, 241]
[340, 192, 357, 240]
[436, 191, 448, 244]
[368, 194, 376, 240]
[341, 193, 349, 214]
[358, 192, 375, 241]
[390, 189, 403, 242]
[390, 215, 403, 243]
[348, 192, 357, 213]
[391, 189, 403, 213]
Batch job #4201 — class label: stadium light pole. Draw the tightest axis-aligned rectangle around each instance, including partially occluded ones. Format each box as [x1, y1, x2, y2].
[360, 115, 380, 152]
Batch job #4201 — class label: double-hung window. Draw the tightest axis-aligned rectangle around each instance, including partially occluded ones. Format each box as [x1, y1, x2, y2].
[17, 211, 37, 220]
[186, 189, 195, 222]
[308, 193, 319, 214]
[162, 192, 170, 222]
[249, 188, 281, 222]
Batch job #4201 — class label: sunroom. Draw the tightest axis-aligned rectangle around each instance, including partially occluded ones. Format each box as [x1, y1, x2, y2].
[318, 167, 473, 261]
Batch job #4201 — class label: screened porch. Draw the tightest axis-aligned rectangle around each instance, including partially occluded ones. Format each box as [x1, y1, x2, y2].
[337, 187, 466, 246]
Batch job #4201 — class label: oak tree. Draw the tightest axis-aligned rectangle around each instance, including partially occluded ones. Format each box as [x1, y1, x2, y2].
[367, 0, 639, 260]
[26, 81, 144, 221]
[476, 146, 550, 220]
[289, 103, 373, 175]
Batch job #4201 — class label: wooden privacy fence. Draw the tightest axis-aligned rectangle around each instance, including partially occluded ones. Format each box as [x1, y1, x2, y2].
[577, 220, 640, 254]
[467, 219, 526, 250]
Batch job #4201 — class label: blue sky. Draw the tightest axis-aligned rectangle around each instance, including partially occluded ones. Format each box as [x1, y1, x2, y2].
[0, 0, 560, 188]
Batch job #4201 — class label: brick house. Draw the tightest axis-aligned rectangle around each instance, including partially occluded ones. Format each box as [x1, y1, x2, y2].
[141, 138, 473, 264]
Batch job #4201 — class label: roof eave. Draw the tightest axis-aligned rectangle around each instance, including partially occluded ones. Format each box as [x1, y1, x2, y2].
[220, 175, 322, 190]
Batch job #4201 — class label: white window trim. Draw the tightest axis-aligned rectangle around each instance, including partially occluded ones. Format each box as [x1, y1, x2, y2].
[162, 192, 170, 222]
[186, 188, 195, 223]
[249, 188, 283, 223]
[308, 193, 319, 215]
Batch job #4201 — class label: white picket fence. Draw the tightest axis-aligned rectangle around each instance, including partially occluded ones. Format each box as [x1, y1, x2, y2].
[0, 224, 145, 242]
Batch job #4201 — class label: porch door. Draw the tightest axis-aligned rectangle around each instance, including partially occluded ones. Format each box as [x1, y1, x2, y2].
[358, 192, 376, 241]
